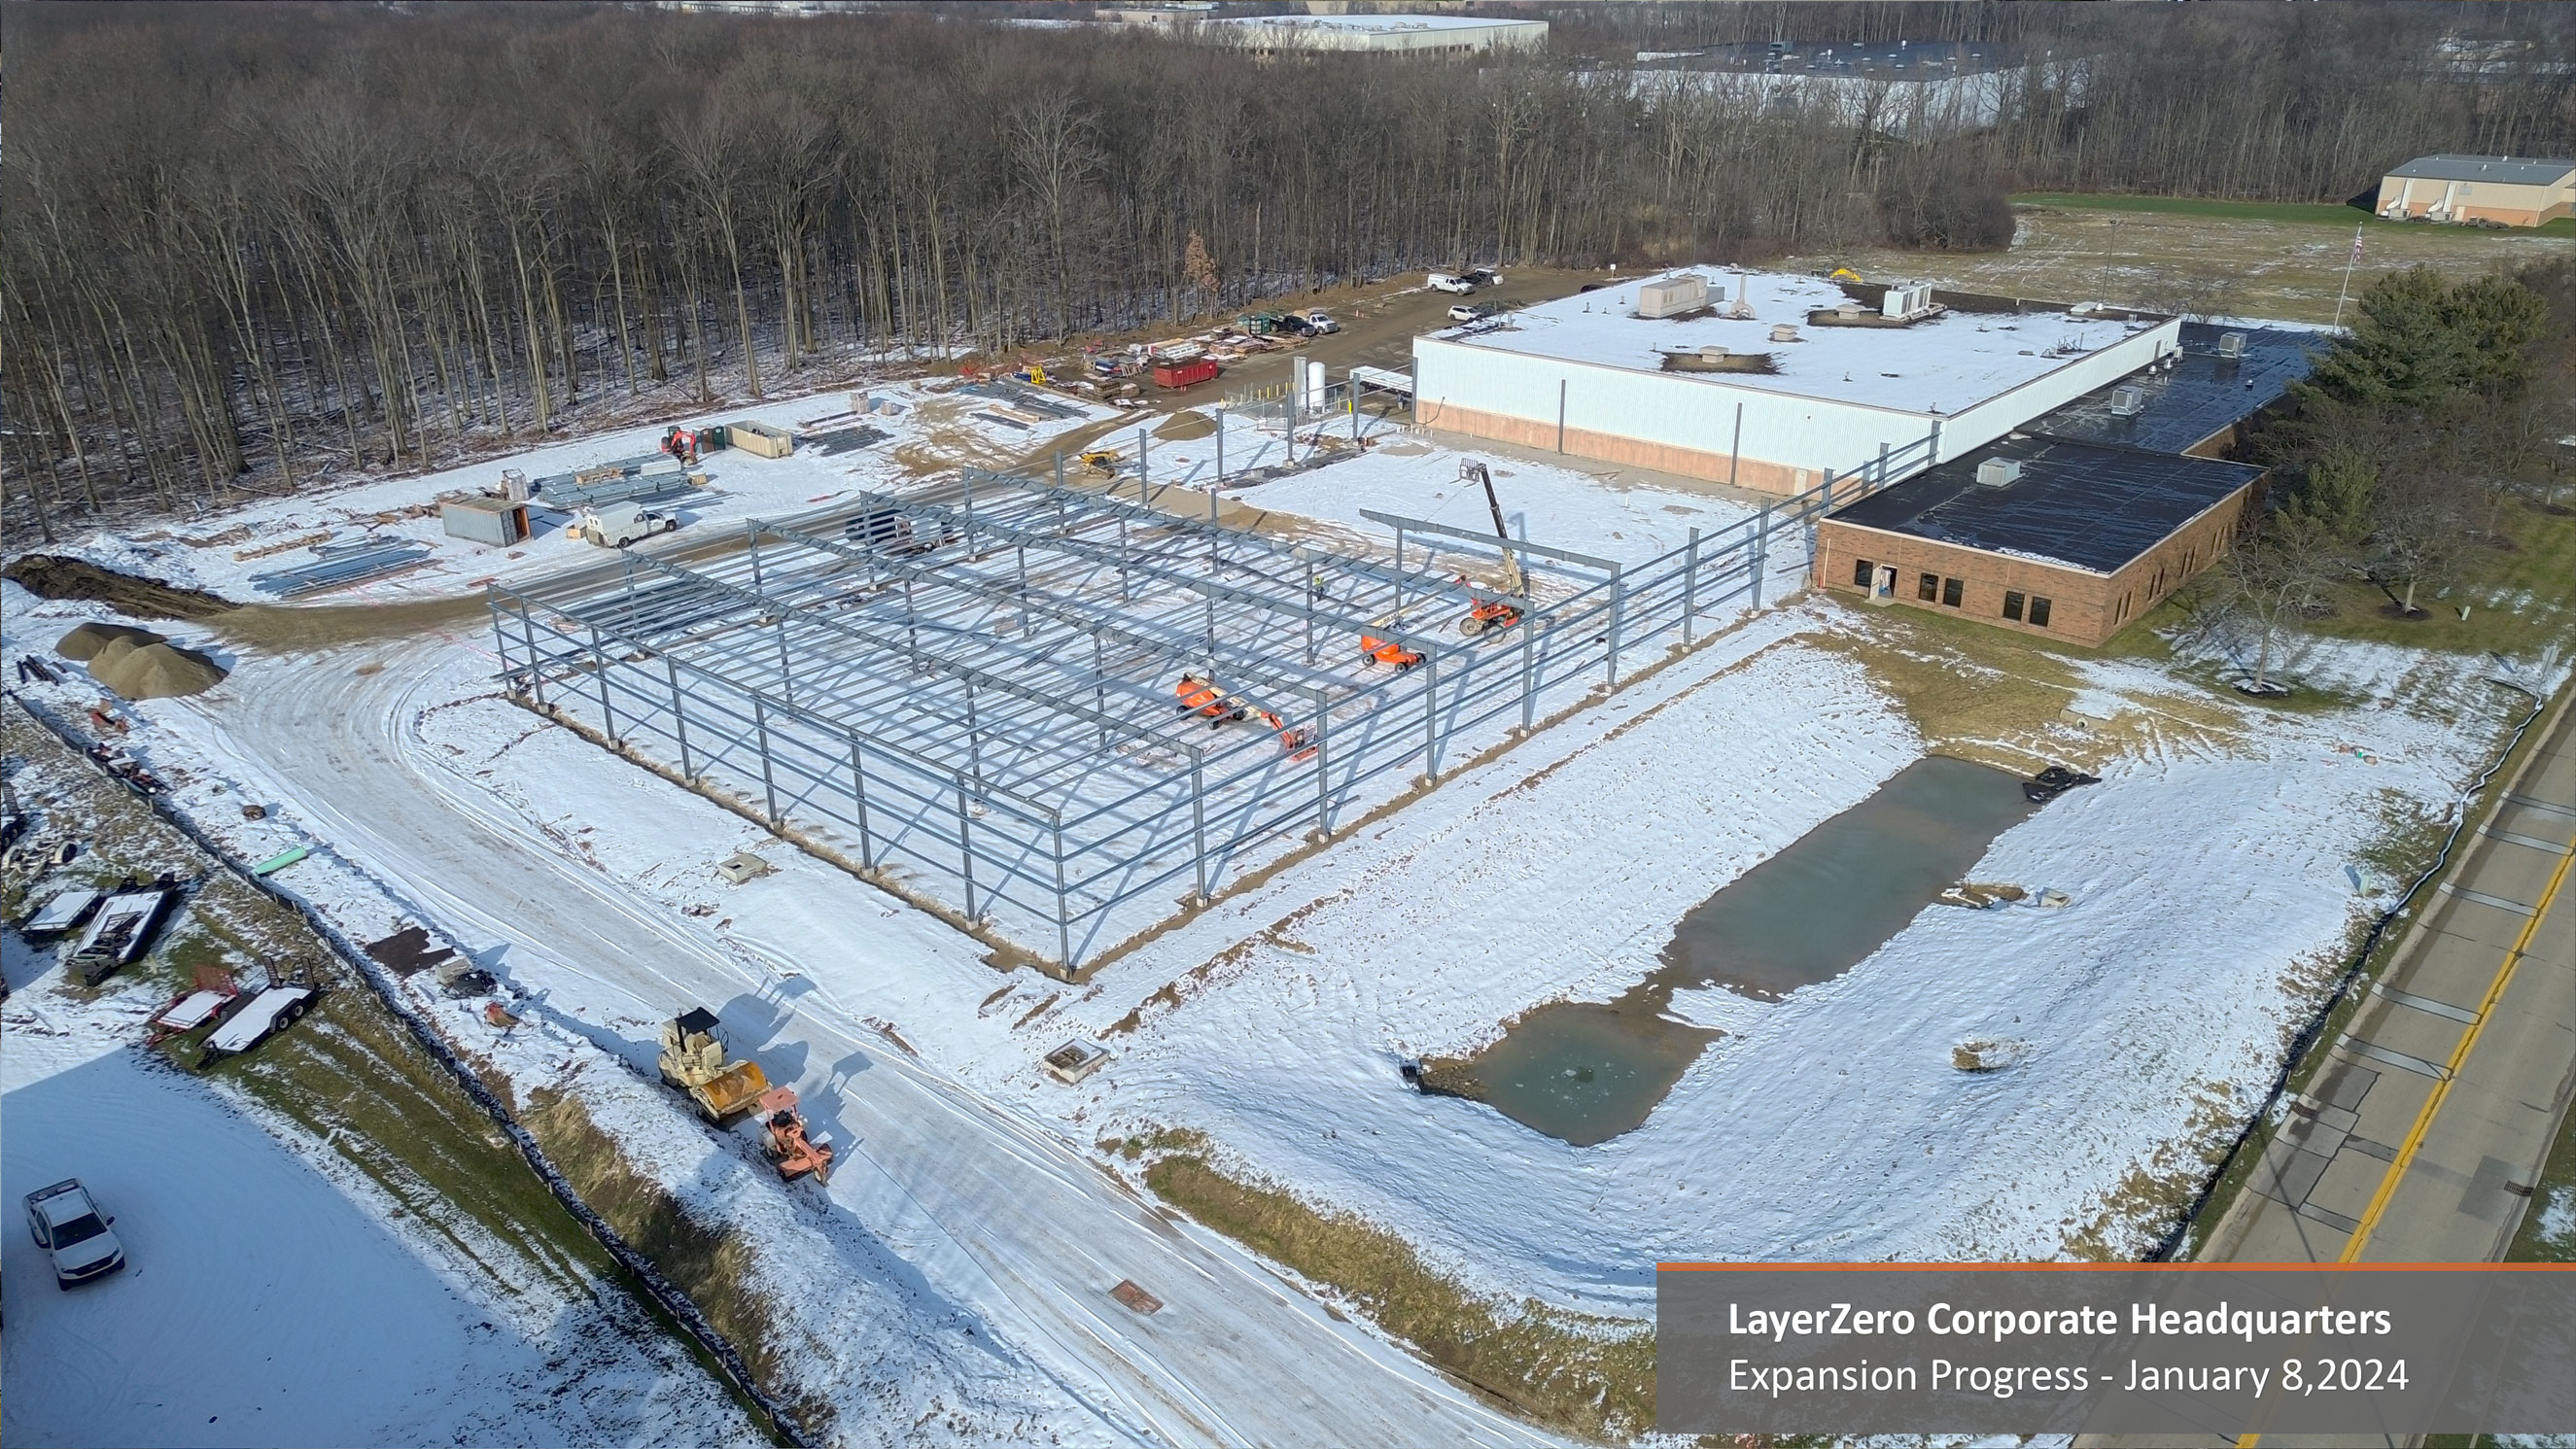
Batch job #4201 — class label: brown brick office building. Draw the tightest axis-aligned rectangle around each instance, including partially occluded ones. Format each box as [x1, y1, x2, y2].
[1815, 435, 2264, 648]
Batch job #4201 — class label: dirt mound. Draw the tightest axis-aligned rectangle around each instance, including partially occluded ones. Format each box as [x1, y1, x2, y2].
[56, 621, 165, 662]
[93, 640, 228, 700]
[1153, 410, 1216, 441]
[7, 554, 235, 621]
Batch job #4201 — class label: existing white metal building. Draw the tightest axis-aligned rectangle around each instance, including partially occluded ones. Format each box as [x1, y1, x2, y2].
[1193, 13, 1548, 54]
[1411, 269, 2182, 495]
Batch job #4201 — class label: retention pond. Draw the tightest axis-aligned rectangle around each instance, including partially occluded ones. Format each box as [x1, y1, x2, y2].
[1428, 756, 2036, 1146]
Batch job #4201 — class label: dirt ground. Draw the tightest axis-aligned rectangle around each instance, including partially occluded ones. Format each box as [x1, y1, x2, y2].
[1785, 203, 2565, 324]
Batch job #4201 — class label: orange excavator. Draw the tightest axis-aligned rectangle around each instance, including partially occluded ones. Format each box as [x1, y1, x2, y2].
[757, 1085, 834, 1184]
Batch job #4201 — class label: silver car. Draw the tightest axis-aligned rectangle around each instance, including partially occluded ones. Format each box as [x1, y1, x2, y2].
[24, 1179, 125, 1288]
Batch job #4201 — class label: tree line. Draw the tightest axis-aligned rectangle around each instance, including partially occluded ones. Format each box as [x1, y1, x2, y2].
[2222, 259, 2571, 691]
[2, 1, 2569, 535]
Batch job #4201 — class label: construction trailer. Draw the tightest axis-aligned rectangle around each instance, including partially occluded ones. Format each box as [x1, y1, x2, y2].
[490, 453, 1914, 972]
[440, 492, 534, 546]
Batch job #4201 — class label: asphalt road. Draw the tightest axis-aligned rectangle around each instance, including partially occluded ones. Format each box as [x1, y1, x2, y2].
[2209, 685, 2576, 1264]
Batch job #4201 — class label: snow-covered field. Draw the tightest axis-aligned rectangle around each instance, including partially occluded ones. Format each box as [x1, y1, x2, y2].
[48, 377, 1112, 606]
[1, 918, 756, 1449]
[4, 398, 2556, 1440]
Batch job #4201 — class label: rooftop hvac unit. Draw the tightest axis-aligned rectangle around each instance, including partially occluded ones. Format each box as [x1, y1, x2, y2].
[2217, 331, 2247, 359]
[1883, 283, 1934, 320]
[1636, 273, 1709, 319]
[1769, 323, 1801, 342]
[2108, 385, 2146, 417]
[1976, 458, 2023, 489]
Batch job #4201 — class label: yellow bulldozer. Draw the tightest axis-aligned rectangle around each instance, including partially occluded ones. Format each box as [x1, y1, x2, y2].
[658, 1007, 770, 1123]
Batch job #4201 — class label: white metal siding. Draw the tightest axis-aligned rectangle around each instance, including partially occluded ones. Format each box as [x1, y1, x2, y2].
[1415, 319, 2176, 481]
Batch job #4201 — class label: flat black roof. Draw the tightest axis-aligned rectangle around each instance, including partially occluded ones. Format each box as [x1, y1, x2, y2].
[2028, 323, 2322, 455]
[1827, 435, 2262, 575]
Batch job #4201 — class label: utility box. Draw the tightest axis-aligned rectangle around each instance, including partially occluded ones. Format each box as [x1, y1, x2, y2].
[1883, 282, 1935, 320]
[440, 493, 532, 546]
[726, 421, 794, 459]
[714, 851, 774, 885]
[1634, 273, 1708, 319]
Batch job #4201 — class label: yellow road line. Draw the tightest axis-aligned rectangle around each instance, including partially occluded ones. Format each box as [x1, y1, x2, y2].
[2339, 832, 2576, 1261]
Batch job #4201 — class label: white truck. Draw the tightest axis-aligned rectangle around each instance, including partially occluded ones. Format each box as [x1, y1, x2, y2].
[24, 1179, 124, 1289]
[1427, 272, 1475, 294]
[576, 501, 679, 549]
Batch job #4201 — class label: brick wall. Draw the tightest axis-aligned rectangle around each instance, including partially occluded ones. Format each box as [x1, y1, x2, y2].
[1813, 483, 2252, 647]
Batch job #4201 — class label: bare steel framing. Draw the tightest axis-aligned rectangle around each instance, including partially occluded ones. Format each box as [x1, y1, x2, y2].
[491, 444, 1921, 971]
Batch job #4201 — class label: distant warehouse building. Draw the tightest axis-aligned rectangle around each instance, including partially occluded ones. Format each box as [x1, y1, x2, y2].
[1412, 269, 2183, 496]
[2375, 155, 2576, 226]
[1179, 13, 1548, 53]
[1628, 40, 2089, 139]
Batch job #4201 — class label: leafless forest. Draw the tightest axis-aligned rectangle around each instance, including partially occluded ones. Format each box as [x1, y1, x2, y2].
[3, 1, 2569, 529]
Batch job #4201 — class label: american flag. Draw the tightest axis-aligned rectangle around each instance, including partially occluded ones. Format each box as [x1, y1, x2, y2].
[2350, 228, 2365, 264]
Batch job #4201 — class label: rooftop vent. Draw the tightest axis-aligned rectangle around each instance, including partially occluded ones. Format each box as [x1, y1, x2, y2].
[2108, 385, 2146, 417]
[1976, 458, 2023, 489]
[2217, 330, 2247, 359]
[1769, 323, 1801, 343]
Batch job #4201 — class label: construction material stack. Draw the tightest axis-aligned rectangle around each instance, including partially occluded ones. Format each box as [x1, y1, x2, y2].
[657, 1008, 770, 1122]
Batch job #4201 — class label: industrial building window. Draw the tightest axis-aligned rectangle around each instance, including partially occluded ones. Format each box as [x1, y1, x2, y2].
[2002, 590, 2026, 622]
[1941, 576, 1964, 608]
[2029, 596, 2054, 628]
[1853, 558, 1875, 589]
[1918, 572, 1939, 602]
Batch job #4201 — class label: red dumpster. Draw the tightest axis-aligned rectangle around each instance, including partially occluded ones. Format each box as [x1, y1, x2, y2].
[1152, 358, 1220, 390]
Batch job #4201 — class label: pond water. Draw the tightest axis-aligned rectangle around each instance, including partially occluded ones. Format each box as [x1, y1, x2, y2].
[1439, 756, 2036, 1146]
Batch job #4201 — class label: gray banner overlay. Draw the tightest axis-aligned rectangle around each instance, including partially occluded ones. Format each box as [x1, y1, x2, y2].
[1656, 1266, 2576, 1436]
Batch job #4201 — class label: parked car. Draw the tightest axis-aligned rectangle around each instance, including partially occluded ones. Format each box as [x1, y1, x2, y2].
[1446, 303, 1481, 323]
[24, 1180, 124, 1289]
[1462, 266, 1501, 288]
[1275, 312, 1318, 337]
[1428, 272, 1474, 294]
[1299, 308, 1340, 333]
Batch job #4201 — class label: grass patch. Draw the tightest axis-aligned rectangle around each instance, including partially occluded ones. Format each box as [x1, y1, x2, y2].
[1808, 601, 2085, 770]
[2296, 499, 2576, 658]
[2011, 192, 2576, 237]
[1142, 1152, 1653, 1440]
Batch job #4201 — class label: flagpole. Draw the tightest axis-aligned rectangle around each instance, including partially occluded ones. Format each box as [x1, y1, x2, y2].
[2332, 222, 2364, 330]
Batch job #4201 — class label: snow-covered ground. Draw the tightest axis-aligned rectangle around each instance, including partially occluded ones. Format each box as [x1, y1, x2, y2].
[5, 384, 2557, 1440]
[1228, 434, 1758, 569]
[1, 928, 757, 1449]
[49, 378, 1112, 606]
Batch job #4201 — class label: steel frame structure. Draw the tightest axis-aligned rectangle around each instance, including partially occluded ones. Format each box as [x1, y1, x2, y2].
[491, 440, 1924, 971]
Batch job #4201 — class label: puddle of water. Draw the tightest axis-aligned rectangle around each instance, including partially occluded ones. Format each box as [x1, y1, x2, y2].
[1441, 756, 2036, 1146]
[1661, 754, 2038, 1000]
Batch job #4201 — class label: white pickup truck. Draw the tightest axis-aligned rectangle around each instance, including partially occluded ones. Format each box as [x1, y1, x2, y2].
[24, 1179, 125, 1289]
[1427, 272, 1475, 295]
[576, 501, 679, 549]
